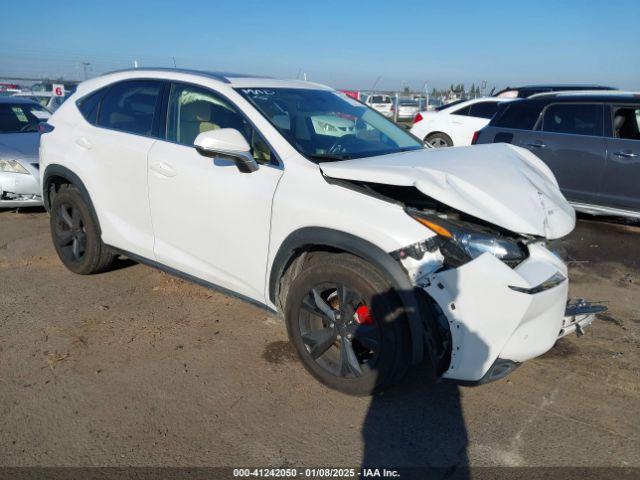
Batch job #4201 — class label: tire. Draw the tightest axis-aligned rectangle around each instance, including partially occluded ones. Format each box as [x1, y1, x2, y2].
[50, 185, 115, 275]
[425, 132, 453, 148]
[284, 253, 410, 396]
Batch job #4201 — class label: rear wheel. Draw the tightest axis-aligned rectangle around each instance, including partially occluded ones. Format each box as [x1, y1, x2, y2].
[285, 254, 410, 395]
[50, 185, 115, 274]
[425, 132, 453, 148]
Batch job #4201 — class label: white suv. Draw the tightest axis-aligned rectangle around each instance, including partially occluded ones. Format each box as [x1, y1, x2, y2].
[40, 69, 602, 395]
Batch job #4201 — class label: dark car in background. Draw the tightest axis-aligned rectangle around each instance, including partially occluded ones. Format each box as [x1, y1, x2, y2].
[474, 91, 640, 219]
[494, 84, 616, 99]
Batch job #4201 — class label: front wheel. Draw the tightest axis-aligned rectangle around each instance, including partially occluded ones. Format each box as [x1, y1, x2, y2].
[285, 254, 410, 395]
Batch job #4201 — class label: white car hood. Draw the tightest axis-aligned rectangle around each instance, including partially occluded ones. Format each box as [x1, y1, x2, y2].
[320, 143, 575, 239]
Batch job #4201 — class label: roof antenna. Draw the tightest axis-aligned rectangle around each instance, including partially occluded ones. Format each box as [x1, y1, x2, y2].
[172, 56, 177, 68]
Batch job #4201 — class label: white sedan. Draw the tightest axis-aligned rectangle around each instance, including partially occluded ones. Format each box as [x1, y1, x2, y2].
[410, 97, 509, 147]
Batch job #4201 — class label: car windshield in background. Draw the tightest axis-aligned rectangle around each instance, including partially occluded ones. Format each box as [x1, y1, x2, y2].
[0, 102, 50, 133]
[237, 88, 423, 161]
[370, 95, 391, 104]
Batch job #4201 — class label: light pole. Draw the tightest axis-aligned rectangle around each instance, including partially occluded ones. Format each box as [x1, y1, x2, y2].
[81, 62, 91, 80]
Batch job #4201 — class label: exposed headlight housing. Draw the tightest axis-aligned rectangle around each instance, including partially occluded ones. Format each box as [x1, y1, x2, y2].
[0, 159, 29, 174]
[408, 210, 528, 268]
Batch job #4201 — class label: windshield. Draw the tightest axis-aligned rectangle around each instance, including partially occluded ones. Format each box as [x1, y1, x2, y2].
[0, 102, 50, 133]
[237, 88, 423, 161]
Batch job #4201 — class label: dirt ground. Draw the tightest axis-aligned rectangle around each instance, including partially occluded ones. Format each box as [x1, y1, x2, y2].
[0, 208, 639, 469]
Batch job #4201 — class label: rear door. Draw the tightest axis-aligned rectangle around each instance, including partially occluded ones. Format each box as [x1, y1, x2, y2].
[518, 103, 606, 204]
[601, 105, 640, 211]
[73, 79, 164, 259]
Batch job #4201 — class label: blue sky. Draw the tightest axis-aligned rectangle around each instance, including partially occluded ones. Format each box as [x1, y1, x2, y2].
[2, 0, 639, 91]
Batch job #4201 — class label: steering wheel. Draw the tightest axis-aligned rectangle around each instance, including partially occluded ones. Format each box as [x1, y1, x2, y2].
[328, 134, 366, 155]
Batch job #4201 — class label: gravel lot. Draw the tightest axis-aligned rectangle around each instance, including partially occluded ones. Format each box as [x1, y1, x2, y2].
[0, 208, 639, 469]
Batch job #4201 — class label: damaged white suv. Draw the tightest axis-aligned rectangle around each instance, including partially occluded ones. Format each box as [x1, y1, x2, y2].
[40, 69, 603, 395]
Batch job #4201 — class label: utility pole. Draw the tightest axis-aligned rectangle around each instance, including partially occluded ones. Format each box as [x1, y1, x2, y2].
[424, 81, 429, 110]
[81, 62, 91, 80]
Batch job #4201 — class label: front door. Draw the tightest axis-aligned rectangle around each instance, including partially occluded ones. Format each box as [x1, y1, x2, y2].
[147, 82, 283, 302]
[515, 103, 606, 205]
[601, 105, 640, 211]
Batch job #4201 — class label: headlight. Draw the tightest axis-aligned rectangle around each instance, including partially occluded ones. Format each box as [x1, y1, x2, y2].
[408, 210, 528, 268]
[0, 159, 29, 174]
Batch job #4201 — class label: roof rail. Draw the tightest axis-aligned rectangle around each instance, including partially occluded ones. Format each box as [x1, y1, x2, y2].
[98, 67, 266, 84]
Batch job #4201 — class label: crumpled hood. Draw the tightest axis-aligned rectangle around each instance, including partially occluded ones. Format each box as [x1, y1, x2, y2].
[0, 133, 40, 161]
[320, 143, 575, 239]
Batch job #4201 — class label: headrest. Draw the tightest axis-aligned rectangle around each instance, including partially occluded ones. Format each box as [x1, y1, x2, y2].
[182, 101, 211, 122]
[614, 115, 626, 131]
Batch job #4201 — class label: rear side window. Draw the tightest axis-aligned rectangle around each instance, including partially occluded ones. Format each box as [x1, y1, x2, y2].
[491, 102, 543, 130]
[97, 80, 162, 136]
[450, 105, 470, 116]
[77, 88, 106, 125]
[469, 101, 499, 119]
[541, 104, 602, 136]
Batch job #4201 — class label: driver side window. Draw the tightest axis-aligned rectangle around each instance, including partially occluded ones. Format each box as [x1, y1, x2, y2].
[166, 83, 274, 164]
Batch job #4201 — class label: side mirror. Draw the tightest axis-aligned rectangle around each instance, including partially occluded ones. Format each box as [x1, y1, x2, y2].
[194, 128, 259, 173]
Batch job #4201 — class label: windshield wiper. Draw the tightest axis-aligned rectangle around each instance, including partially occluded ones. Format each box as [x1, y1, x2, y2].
[308, 153, 352, 162]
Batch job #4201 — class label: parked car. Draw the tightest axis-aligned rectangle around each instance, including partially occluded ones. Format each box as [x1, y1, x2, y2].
[0, 97, 50, 207]
[310, 115, 355, 137]
[13, 92, 68, 112]
[40, 68, 602, 395]
[396, 99, 420, 120]
[474, 91, 640, 220]
[494, 84, 616, 99]
[410, 97, 507, 147]
[364, 94, 393, 117]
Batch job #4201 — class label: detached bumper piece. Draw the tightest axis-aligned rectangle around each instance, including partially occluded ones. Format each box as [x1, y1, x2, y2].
[560, 298, 607, 338]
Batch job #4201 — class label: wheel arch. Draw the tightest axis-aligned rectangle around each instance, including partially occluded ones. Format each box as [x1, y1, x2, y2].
[43, 164, 102, 235]
[269, 227, 437, 369]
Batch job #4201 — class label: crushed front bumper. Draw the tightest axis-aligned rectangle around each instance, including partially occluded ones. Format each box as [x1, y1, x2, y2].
[0, 171, 42, 208]
[422, 243, 605, 383]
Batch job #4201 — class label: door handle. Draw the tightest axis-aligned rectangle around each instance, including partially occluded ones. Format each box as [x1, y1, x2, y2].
[75, 137, 92, 150]
[149, 161, 177, 177]
[614, 151, 638, 158]
[526, 141, 546, 148]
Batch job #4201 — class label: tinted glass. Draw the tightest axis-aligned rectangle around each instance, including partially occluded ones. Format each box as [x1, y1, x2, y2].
[612, 107, 640, 140]
[97, 80, 161, 136]
[469, 101, 499, 119]
[77, 88, 106, 125]
[0, 102, 51, 133]
[492, 102, 543, 130]
[451, 105, 471, 116]
[370, 95, 391, 104]
[542, 104, 602, 136]
[167, 84, 273, 163]
[237, 88, 423, 161]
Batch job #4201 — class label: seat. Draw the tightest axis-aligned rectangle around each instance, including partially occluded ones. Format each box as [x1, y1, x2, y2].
[179, 100, 219, 145]
[614, 114, 626, 138]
